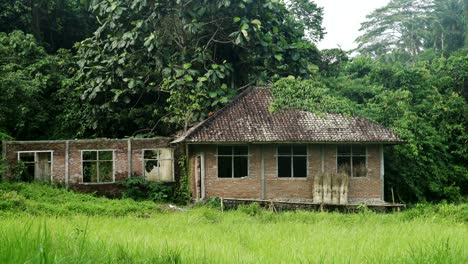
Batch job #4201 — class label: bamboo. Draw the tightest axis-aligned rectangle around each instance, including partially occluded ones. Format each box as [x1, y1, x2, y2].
[313, 173, 323, 203]
[331, 173, 340, 204]
[323, 173, 332, 204]
[339, 173, 349, 205]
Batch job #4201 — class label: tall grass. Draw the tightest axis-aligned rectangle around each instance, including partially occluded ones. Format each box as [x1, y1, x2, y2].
[0, 182, 157, 217]
[0, 183, 466, 263]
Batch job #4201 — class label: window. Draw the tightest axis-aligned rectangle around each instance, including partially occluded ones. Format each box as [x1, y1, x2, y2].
[277, 145, 307, 178]
[17, 151, 53, 181]
[217, 146, 248, 178]
[82, 150, 114, 183]
[143, 149, 174, 182]
[337, 145, 367, 177]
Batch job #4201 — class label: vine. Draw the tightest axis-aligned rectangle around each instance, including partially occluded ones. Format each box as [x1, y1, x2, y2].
[174, 153, 191, 204]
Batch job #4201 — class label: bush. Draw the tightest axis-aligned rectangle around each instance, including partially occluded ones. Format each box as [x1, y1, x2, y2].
[0, 158, 6, 182]
[120, 176, 173, 202]
[402, 202, 467, 223]
[0, 182, 158, 217]
[237, 202, 263, 216]
[0, 190, 26, 210]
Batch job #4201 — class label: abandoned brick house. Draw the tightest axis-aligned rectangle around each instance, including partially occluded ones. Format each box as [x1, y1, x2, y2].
[174, 87, 402, 203]
[2, 87, 402, 203]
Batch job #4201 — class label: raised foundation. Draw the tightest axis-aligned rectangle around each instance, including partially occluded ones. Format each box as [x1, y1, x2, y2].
[221, 198, 405, 213]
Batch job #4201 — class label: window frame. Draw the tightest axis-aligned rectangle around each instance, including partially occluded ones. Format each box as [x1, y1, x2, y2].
[141, 148, 175, 182]
[80, 149, 116, 184]
[215, 145, 250, 178]
[17, 150, 54, 181]
[335, 145, 368, 178]
[275, 145, 309, 178]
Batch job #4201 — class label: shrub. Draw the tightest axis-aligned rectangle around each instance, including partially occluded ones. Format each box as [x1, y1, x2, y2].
[0, 190, 26, 210]
[120, 176, 173, 202]
[0, 158, 6, 182]
[237, 202, 263, 216]
[204, 197, 221, 209]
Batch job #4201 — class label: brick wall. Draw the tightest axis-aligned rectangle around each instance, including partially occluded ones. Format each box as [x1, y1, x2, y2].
[3, 138, 172, 186]
[189, 144, 383, 201]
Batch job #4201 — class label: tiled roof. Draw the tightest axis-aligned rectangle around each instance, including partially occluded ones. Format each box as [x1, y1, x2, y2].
[173, 87, 403, 144]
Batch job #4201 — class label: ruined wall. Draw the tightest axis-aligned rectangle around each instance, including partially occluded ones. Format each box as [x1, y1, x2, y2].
[3, 138, 172, 186]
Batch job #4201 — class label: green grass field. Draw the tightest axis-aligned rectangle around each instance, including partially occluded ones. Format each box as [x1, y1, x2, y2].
[0, 183, 467, 263]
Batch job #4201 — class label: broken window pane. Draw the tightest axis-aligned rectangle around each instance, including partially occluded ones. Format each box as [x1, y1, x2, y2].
[83, 151, 97, 161]
[144, 160, 159, 181]
[18, 152, 52, 182]
[143, 149, 174, 182]
[99, 161, 113, 182]
[82, 150, 114, 183]
[99, 151, 113, 161]
[19, 152, 35, 162]
[144, 150, 158, 159]
[83, 161, 98, 182]
[22, 163, 36, 182]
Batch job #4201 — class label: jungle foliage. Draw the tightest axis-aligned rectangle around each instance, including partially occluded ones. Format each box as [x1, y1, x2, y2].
[356, 0, 466, 59]
[273, 51, 467, 202]
[0, 0, 466, 202]
[75, 0, 324, 136]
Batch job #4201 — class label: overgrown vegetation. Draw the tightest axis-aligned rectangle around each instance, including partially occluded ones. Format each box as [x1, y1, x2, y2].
[0, 183, 466, 263]
[0, 182, 157, 217]
[120, 176, 174, 202]
[272, 50, 467, 203]
[174, 154, 191, 203]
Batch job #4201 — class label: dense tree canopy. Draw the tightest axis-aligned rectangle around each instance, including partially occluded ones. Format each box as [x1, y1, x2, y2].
[356, 0, 466, 58]
[0, 0, 96, 52]
[273, 51, 467, 202]
[76, 0, 324, 136]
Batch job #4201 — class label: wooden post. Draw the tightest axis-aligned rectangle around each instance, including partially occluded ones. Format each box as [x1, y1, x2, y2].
[220, 197, 224, 213]
[127, 138, 132, 178]
[65, 140, 69, 187]
[391, 188, 395, 204]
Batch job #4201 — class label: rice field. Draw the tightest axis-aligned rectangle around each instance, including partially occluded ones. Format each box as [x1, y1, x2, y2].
[0, 207, 466, 263]
[0, 183, 466, 263]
